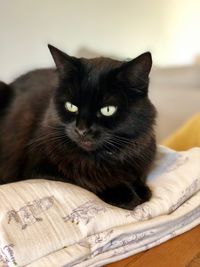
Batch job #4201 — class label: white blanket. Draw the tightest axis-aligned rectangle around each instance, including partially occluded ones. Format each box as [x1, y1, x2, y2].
[0, 146, 200, 267]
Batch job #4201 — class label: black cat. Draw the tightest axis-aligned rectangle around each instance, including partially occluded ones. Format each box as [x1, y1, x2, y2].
[0, 45, 156, 209]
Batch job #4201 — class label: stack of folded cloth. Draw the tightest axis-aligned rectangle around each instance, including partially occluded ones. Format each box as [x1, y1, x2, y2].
[0, 145, 200, 267]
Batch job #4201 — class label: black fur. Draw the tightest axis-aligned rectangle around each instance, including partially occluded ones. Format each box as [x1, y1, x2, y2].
[0, 45, 157, 209]
[0, 81, 13, 115]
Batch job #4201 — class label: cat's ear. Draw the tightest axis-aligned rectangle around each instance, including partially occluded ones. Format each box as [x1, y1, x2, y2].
[126, 52, 152, 80]
[48, 44, 79, 77]
[117, 52, 152, 94]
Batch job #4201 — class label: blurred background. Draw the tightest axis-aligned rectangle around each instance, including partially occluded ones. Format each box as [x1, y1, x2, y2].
[0, 0, 200, 141]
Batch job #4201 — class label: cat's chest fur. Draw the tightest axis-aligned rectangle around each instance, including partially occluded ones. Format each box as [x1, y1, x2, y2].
[26, 143, 135, 193]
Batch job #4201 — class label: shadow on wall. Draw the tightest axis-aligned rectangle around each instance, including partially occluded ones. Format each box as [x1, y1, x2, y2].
[76, 47, 123, 60]
[76, 47, 101, 58]
[150, 65, 200, 142]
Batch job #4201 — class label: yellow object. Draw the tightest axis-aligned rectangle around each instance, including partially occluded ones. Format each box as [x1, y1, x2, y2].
[162, 113, 200, 151]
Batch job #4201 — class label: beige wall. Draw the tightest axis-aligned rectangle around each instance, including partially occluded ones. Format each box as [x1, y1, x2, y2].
[0, 0, 200, 82]
[159, 0, 200, 66]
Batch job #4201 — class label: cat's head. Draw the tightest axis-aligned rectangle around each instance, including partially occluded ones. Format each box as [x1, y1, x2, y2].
[48, 45, 156, 153]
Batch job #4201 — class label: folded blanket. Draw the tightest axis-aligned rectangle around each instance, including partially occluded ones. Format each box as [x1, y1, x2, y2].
[0, 146, 200, 267]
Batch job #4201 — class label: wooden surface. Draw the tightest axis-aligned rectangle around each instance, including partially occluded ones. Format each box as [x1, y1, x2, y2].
[105, 224, 200, 267]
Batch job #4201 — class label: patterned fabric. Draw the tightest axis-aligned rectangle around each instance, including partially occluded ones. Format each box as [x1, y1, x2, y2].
[0, 146, 200, 267]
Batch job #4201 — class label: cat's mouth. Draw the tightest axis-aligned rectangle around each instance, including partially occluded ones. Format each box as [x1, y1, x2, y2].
[66, 128, 100, 151]
[79, 140, 95, 151]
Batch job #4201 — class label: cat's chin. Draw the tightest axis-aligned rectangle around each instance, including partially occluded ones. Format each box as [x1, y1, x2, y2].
[78, 140, 96, 151]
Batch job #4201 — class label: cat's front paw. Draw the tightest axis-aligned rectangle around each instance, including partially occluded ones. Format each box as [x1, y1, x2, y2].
[98, 184, 142, 210]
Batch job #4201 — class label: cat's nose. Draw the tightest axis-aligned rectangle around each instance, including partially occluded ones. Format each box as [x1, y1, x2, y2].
[74, 127, 88, 137]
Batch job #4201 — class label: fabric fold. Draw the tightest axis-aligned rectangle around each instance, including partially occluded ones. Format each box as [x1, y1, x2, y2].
[0, 146, 199, 267]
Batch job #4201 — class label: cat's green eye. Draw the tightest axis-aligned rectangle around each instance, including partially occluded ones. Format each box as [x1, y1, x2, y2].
[65, 101, 78, 113]
[100, 106, 117, 116]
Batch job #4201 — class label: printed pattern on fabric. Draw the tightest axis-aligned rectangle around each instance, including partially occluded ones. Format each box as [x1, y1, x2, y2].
[63, 200, 107, 225]
[0, 244, 16, 266]
[7, 196, 54, 229]
[169, 178, 200, 213]
[0, 146, 199, 267]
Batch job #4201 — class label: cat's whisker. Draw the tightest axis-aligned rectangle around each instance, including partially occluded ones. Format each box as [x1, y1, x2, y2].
[45, 124, 65, 131]
[110, 135, 135, 144]
[26, 132, 70, 152]
[104, 138, 144, 168]
[27, 134, 65, 147]
[105, 136, 130, 149]
[103, 133, 133, 146]
[103, 141, 141, 168]
[104, 140, 122, 152]
[103, 134, 148, 168]
[110, 138, 132, 147]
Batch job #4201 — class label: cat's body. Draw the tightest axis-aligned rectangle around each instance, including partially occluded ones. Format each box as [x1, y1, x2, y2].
[0, 46, 156, 209]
